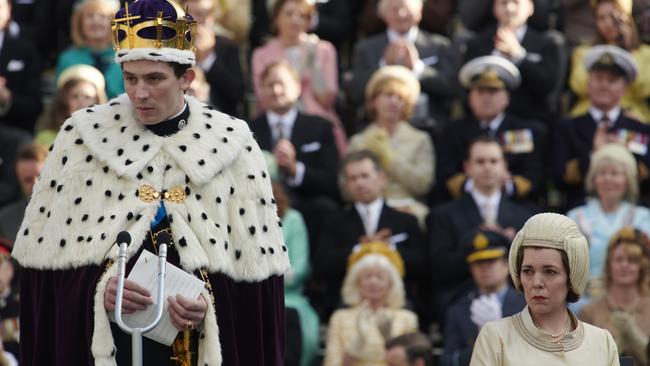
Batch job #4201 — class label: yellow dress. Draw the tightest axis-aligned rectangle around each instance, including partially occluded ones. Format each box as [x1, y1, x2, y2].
[323, 306, 418, 366]
[569, 43, 650, 123]
[470, 306, 619, 366]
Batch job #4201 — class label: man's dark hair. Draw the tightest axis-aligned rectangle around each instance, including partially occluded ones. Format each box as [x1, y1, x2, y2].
[385, 332, 433, 366]
[464, 135, 502, 161]
[120, 62, 190, 78]
[169, 62, 191, 78]
[340, 150, 382, 173]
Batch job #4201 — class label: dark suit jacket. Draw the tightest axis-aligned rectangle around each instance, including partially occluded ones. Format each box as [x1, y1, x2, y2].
[441, 287, 526, 366]
[457, 0, 552, 33]
[0, 32, 42, 133]
[427, 194, 532, 321]
[437, 113, 547, 200]
[350, 29, 459, 124]
[553, 113, 650, 209]
[0, 197, 27, 243]
[0, 125, 31, 206]
[465, 27, 558, 122]
[248, 112, 339, 202]
[204, 36, 244, 117]
[314, 203, 427, 318]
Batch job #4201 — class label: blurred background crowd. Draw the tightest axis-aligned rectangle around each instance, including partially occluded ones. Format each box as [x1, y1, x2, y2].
[2, 0, 650, 365]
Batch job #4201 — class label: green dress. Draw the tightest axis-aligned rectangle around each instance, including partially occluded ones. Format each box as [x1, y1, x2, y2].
[283, 208, 320, 366]
[56, 46, 124, 99]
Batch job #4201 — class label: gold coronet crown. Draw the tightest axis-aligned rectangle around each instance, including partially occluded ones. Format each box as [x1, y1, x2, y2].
[347, 241, 405, 277]
[111, 0, 197, 52]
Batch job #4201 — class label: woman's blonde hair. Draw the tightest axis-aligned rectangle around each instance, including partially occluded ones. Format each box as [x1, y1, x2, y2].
[585, 143, 638, 202]
[341, 253, 405, 309]
[365, 65, 420, 122]
[70, 0, 119, 47]
[604, 227, 650, 294]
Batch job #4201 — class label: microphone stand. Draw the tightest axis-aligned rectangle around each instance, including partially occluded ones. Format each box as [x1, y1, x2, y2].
[114, 232, 168, 366]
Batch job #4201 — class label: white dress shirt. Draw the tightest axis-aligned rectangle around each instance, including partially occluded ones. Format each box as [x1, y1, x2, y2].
[588, 106, 621, 128]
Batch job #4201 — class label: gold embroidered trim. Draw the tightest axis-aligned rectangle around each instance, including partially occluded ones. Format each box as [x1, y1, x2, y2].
[199, 268, 216, 311]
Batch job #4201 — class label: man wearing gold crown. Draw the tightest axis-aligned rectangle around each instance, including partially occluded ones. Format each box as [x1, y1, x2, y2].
[11, 1, 289, 365]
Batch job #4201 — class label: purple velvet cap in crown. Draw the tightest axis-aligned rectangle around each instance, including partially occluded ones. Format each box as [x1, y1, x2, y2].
[112, 0, 197, 65]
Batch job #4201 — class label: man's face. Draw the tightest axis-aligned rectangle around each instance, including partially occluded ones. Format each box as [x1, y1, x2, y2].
[469, 257, 510, 293]
[493, 0, 533, 29]
[0, 0, 10, 31]
[464, 142, 507, 193]
[260, 66, 301, 114]
[587, 69, 627, 112]
[123, 60, 194, 125]
[468, 87, 509, 121]
[344, 158, 386, 204]
[381, 0, 422, 34]
[16, 159, 44, 196]
[386, 345, 410, 366]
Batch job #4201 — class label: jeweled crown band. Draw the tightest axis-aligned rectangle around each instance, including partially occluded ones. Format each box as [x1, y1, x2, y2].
[111, 1, 196, 54]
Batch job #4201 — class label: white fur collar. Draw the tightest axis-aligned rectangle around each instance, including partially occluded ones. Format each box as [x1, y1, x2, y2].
[73, 94, 249, 185]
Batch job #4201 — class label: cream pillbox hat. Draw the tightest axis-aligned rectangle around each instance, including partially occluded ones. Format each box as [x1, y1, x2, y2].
[509, 213, 589, 298]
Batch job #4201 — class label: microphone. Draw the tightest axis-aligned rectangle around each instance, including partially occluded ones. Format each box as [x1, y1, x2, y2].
[116, 231, 131, 247]
[156, 231, 171, 247]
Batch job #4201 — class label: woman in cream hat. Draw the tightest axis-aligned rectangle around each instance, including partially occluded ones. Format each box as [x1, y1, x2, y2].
[324, 242, 418, 366]
[347, 65, 434, 227]
[35, 64, 107, 147]
[470, 213, 620, 365]
[568, 143, 650, 303]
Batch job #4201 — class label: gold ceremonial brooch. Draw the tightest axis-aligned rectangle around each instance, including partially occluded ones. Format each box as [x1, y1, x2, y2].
[138, 185, 186, 204]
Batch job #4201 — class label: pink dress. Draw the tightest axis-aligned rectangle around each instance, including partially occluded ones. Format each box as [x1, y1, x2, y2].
[252, 37, 347, 155]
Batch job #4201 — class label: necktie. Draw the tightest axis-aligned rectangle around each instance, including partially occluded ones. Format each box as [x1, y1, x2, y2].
[273, 120, 285, 147]
[600, 115, 610, 126]
[481, 122, 494, 137]
[362, 206, 375, 236]
[482, 201, 497, 225]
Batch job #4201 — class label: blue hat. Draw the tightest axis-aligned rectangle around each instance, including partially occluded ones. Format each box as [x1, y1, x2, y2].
[112, 0, 197, 65]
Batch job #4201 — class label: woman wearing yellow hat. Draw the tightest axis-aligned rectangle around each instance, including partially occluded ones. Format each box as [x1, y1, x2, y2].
[323, 242, 418, 366]
[470, 213, 620, 365]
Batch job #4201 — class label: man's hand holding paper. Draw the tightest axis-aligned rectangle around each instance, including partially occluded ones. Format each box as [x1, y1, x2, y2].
[106, 250, 208, 345]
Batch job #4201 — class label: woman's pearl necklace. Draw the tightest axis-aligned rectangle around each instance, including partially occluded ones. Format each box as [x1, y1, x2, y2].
[533, 315, 571, 344]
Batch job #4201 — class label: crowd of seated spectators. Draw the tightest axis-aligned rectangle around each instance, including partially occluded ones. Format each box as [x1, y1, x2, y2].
[4, 0, 650, 365]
